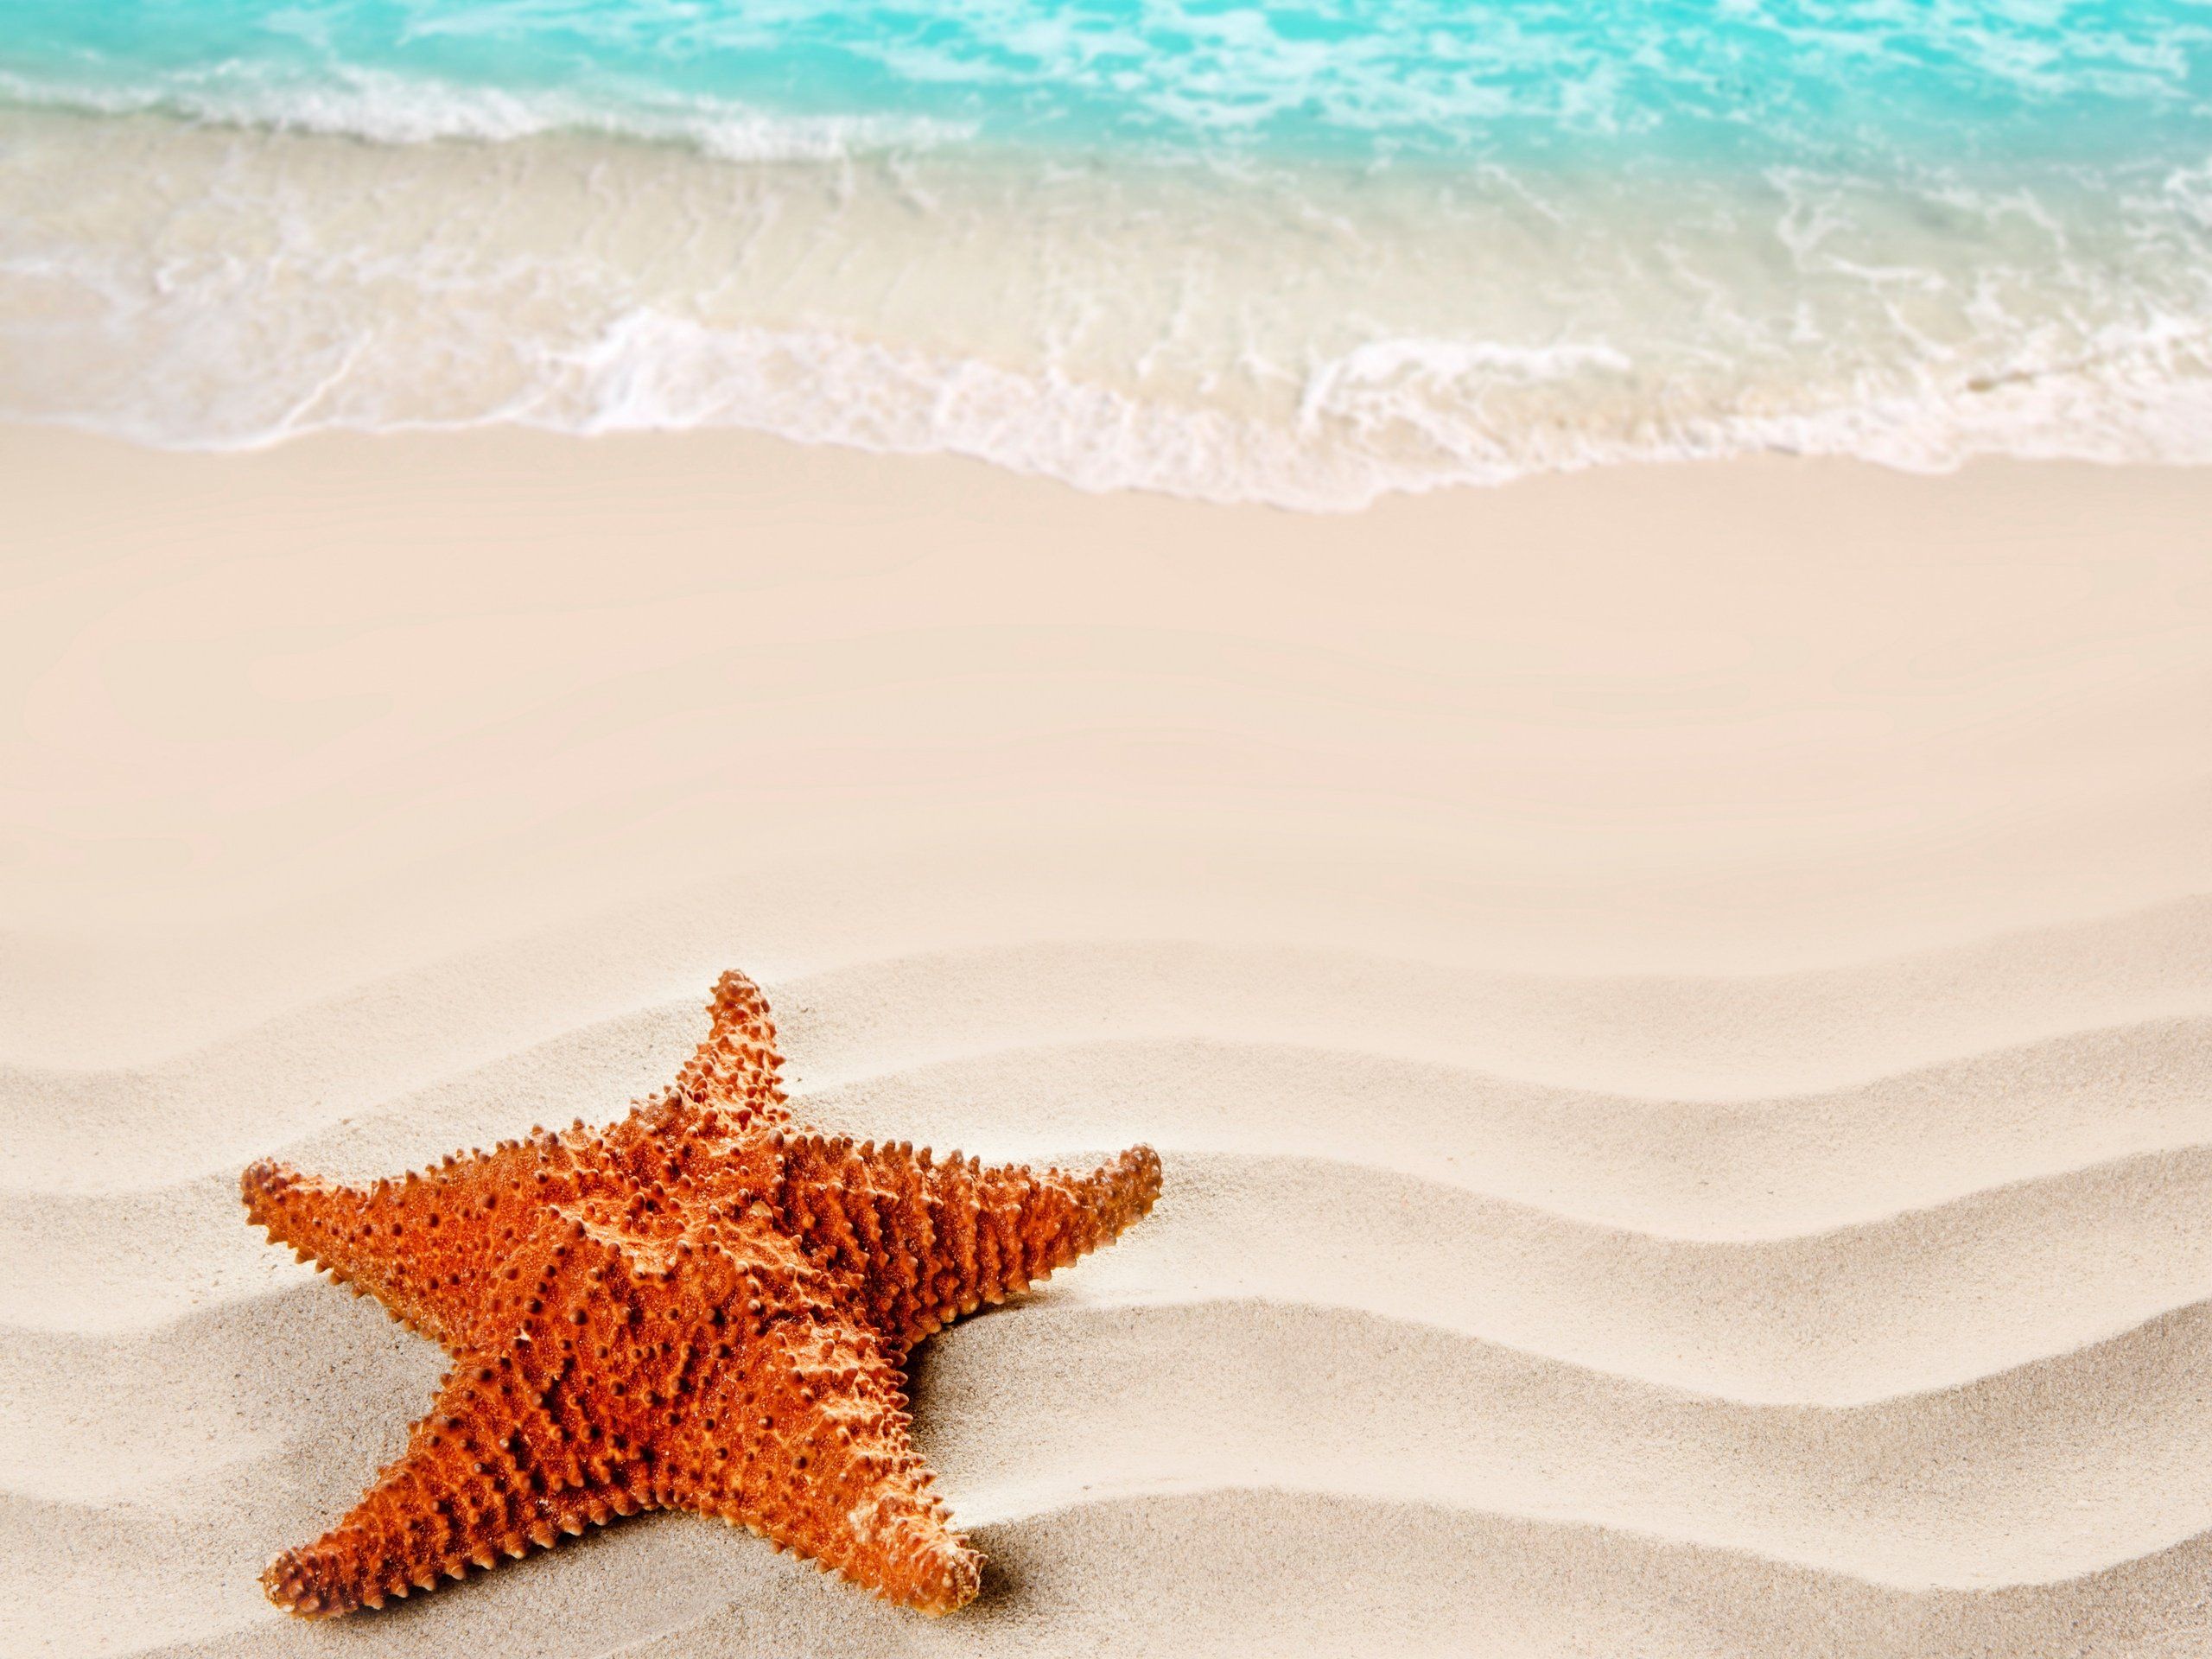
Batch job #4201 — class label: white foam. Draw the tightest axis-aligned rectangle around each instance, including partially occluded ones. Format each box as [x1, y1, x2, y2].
[0, 62, 969, 160]
[5, 103, 2212, 509]
[524, 305, 2212, 510]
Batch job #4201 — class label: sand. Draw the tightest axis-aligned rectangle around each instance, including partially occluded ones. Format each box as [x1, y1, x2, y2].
[3, 423, 2209, 1656]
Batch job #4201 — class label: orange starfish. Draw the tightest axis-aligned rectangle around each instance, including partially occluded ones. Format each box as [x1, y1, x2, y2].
[241, 970, 1160, 1618]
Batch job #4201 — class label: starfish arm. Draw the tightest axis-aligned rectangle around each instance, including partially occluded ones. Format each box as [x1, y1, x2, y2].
[261, 1337, 643, 1617]
[671, 969, 790, 1124]
[240, 970, 784, 1344]
[772, 1135, 1161, 1351]
[241, 1141, 575, 1350]
[664, 1312, 982, 1616]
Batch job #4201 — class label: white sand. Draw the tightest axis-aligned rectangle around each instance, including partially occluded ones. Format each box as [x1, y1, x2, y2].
[3, 425, 2209, 1656]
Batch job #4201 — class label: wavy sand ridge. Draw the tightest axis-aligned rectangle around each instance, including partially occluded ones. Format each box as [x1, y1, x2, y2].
[20, 1285, 2212, 1577]
[12, 1141, 2212, 1404]
[9, 1294, 2212, 1652]
[10, 894, 2212, 1196]
[4, 900, 2211, 1656]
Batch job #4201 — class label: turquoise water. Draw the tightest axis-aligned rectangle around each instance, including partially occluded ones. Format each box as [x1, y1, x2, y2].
[3, 1, 2211, 501]
[9, 0, 2211, 162]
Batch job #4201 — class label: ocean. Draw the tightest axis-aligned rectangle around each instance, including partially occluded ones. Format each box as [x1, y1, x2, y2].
[3, 0, 2210, 506]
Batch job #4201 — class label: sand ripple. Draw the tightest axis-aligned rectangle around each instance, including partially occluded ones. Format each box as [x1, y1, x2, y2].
[7, 900, 2210, 1656]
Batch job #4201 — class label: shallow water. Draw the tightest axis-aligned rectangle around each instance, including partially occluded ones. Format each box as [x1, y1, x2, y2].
[4, 0, 2211, 504]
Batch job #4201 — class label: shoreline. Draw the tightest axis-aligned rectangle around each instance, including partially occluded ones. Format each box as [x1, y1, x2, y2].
[11, 93, 2212, 510]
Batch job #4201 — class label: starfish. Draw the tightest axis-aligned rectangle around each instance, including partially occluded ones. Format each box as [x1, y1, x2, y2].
[241, 970, 1160, 1618]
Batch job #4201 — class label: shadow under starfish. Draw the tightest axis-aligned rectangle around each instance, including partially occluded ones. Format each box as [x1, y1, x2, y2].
[240, 969, 1162, 1618]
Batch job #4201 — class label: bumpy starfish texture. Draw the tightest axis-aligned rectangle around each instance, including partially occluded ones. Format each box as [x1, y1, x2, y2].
[241, 970, 1160, 1618]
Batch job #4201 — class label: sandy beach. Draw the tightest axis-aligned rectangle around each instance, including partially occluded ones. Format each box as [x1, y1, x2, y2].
[4, 423, 2211, 1656]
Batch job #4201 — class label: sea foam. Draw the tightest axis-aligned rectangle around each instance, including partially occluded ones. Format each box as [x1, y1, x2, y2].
[3, 0, 2211, 503]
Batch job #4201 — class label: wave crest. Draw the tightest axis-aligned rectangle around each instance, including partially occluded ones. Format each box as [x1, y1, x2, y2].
[0, 62, 967, 159]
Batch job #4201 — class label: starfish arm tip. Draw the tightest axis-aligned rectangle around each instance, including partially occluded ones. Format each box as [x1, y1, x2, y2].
[238, 1156, 288, 1217]
[1120, 1142, 1164, 1205]
[866, 1529, 984, 1616]
[920, 1545, 986, 1617]
[260, 1548, 344, 1620]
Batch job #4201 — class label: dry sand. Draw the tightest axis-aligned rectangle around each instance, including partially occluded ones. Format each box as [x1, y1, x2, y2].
[3, 423, 2209, 1656]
